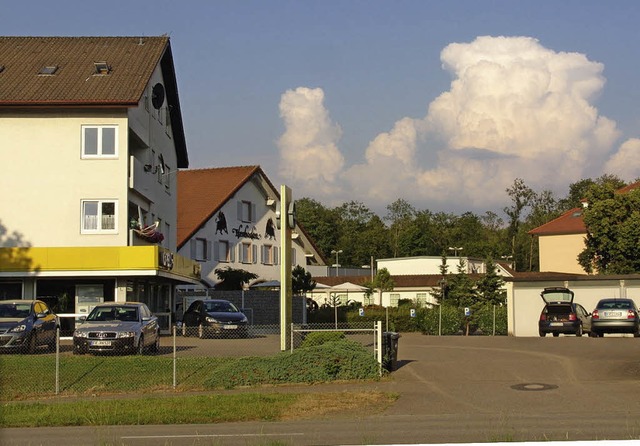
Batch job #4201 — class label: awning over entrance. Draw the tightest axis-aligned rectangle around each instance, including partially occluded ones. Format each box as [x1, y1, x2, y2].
[0, 246, 201, 285]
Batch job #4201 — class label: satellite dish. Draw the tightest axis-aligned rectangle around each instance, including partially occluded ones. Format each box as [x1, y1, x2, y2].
[151, 83, 165, 109]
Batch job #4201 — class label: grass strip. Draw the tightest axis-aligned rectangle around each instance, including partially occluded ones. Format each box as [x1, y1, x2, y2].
[1, 391, 398, 428]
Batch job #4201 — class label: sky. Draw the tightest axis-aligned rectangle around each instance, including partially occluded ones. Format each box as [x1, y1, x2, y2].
[4, 1, 640, 217]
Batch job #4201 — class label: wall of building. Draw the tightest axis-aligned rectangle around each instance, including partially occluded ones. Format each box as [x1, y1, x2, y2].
[507, 277, 640, 336]
[178, 179, 316, 287]
[1, 110, 130, 248]
[538, 233, 586, 274]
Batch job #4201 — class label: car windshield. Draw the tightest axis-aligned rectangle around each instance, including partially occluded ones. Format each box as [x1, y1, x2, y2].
[204, 301, 238, 313]
[598, 300, 633, 310]
[0, 303, 31, 318]
[87, 306, 139, 322]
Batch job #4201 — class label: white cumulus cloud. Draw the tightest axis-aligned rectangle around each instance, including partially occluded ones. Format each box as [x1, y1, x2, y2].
[278, 36, 628, 212]
[604, 138, 640, 181]
[277, 87, 344, 197]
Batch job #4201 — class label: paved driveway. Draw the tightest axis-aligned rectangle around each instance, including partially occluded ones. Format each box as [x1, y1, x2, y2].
[5, 333, 640, 445]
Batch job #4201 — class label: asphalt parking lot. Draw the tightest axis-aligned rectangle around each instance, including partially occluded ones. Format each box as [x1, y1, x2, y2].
[5, 333, 640, 445]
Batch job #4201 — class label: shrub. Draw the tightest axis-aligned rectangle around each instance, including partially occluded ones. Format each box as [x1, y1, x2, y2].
[204, 340, 382, 389]
[300, 331, 345, 348]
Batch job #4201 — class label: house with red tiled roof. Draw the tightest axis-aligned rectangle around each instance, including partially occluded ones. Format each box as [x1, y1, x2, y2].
[177, 166, 326, 288]
[0, 36, 201, 333]
[529, 181, 640, 274]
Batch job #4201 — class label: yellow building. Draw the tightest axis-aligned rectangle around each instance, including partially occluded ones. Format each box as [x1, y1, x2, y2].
[0, 36, 200, 333]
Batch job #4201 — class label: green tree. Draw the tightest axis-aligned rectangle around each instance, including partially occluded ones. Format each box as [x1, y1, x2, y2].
[475, 258, 506, 306]
[578, 183, 640, 274]
[292, 265, 316, 294]
[295, 197, 339, 260]
[558, 174, 626, 212]
[385, 198, 416, 257]
[446, 258, 477, 335]
[214, 267, 258, 290]
[504, 178, 535, 271]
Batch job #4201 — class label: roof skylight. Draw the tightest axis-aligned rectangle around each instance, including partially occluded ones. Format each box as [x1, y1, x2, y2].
[38, 65, 58, 75]
[94, 61, 111, 75]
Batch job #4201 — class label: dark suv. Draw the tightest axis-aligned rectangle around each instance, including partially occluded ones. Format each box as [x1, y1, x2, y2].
[538, 287, 591, 337]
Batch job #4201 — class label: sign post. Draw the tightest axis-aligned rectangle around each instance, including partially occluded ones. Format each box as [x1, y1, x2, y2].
[280, 185, 294, 351]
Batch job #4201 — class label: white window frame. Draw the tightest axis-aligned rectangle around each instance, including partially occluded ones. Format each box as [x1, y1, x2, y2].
[81, 199, 117, 233]
[262, 245, 279, 265]
[191, 238, 208, 261]
[238, 200, 256, 223]
[390, 293, 400, 307]
[81, 125, 118, 158]
[214, 240, 233, 263]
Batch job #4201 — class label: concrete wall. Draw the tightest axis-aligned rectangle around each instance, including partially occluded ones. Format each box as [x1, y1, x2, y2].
[508, 276, 640, 336]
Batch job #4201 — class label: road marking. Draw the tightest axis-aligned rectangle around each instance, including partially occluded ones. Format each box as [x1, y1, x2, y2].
[121, 433, 305, 439]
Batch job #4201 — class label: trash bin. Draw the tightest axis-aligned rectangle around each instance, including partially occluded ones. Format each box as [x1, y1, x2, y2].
[382, 332, 400, 371]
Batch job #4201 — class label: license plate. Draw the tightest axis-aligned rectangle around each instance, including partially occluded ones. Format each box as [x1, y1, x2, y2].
[604, 311, 623, 318]
[549, 322, 563, 326]
[90, 340, 112, 346]
[222, 325, 238, 330]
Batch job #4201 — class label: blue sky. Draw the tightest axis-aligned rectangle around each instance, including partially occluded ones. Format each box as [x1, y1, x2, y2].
[4, 1, 640, 216]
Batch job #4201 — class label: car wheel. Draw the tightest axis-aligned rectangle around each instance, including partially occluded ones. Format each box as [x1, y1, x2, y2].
[634, 326, 640, 338]
[588, 330, 597, 338]
[137, 336, 145, 355]
[576, 324, 583, 337]
[539, 331, 546, 337]
[552, 332, 559, 337]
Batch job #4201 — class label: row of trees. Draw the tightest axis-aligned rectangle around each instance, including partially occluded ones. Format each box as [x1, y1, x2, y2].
[296, 174, 637, 274]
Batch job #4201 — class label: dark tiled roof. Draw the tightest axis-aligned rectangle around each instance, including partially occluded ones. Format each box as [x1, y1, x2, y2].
[528, 207, 587, 235]
[177, 166, 260, 248]
[0, 36, 167, 105]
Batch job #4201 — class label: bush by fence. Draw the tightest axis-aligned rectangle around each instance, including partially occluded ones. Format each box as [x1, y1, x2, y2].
[308, 303, 508, 335]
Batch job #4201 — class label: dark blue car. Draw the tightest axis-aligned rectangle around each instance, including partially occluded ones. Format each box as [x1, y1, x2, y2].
[0, 299, 58, 353]
[181, 299, 248, 338]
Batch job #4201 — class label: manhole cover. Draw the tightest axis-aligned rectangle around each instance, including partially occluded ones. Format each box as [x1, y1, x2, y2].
[510, 383, 558, 391]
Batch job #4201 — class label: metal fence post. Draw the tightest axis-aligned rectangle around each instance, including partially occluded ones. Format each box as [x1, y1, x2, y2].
[172, 325, 177, 389]
[376, 321, 382, 375]
[55, 326, 60, 395]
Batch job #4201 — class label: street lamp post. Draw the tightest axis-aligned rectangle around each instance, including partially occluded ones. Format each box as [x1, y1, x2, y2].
[448, 246, 463, 257]
[331, 249, 343, 277]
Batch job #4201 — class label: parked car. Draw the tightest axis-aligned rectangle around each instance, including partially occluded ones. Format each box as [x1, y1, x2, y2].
[73, 302, 160, 355]
[538, 287, 591, 337]
[0, 299, 58, 353]
[590, 298, 640, 337]
[181, 299, 248, 338]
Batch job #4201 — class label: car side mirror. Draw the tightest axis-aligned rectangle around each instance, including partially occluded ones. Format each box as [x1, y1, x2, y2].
[35, 312, 47, 319]
[142, 316, 151, 322]
[78, 316, 87, 322]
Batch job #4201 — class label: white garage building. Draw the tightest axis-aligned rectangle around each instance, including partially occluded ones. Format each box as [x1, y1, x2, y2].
[507, 273, 640, 336]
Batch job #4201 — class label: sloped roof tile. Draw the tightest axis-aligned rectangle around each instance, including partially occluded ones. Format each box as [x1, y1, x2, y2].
[0, 36, 168, 105]
[177, 166, 260, 248]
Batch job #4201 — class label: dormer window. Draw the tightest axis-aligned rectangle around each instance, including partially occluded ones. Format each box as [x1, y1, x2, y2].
[38, 65, 58, 75]
[94, 61, 111, 75]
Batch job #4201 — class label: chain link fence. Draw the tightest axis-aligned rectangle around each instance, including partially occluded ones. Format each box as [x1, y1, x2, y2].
[0, 321, 384, 400]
